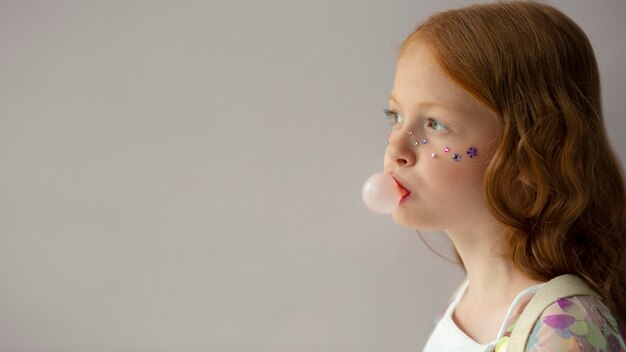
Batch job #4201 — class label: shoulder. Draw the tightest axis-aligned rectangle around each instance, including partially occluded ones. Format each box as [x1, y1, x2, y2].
[524, 295, 626, 351]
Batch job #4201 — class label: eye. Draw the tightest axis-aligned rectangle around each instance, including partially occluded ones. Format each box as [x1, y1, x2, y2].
[383, 109, 404, 125]
[425, 117, 449, 131]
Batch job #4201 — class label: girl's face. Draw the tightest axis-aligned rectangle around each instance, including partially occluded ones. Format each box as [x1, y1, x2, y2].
[384, 44, 502, 233]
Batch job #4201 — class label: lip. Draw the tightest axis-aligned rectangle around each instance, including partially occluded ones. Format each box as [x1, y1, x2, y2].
[391, 175, 412, 202]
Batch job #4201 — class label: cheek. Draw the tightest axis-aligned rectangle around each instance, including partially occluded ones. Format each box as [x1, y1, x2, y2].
[424, 151, 487, 201]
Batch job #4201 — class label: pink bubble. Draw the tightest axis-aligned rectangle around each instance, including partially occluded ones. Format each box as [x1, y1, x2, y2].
[361, 172, 407, 214]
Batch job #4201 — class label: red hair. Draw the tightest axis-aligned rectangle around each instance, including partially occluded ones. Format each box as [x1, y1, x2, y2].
[403, 1, 626, 324]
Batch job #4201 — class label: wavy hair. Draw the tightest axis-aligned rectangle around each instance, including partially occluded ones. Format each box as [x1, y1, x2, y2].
[401, 0, 626, 324]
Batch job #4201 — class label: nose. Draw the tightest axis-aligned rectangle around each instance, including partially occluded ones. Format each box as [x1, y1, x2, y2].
[385, 128, 417, 167]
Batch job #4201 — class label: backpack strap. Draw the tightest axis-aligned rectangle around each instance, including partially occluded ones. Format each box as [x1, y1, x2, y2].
[507, 274, 602, 352]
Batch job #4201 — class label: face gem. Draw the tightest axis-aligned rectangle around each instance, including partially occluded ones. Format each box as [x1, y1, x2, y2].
[444, 147, 451, 153]
[421, 138, 427, 144]
[467, 147, 478, 158]
[452, 153, 461, 161]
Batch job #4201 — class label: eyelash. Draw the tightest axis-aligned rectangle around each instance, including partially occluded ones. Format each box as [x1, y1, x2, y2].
[383, 108, 449, 131]
[383, 109, 403, 125]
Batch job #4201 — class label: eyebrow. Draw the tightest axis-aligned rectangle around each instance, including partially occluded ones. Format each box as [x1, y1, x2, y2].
[388, 94, 462, 115]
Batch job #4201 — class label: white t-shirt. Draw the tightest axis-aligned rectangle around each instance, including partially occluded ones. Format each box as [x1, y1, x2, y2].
[423, 280, 545, 352]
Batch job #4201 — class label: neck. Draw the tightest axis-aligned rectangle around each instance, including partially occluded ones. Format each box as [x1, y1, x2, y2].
[445, 222, 544, 305]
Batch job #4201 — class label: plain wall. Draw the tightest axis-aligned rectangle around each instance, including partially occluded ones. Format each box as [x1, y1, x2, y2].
[1, 0, 624, 351]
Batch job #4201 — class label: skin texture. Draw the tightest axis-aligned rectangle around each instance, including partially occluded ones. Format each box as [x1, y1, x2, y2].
[384, 43, 501, 234]
[384, 42, 546, 344]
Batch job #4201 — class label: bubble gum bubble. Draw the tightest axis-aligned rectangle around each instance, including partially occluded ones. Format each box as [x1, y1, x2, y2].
[361, 172, 404, 214]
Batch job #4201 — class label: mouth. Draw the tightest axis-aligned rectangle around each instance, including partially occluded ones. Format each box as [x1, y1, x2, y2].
[391, 176, 412, 202]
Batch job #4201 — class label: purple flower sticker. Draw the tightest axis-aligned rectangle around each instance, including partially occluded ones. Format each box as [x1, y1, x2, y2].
[467, 147, 478, 158]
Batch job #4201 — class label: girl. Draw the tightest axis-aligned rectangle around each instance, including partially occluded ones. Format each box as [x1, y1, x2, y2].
[382, 1, 626, 351]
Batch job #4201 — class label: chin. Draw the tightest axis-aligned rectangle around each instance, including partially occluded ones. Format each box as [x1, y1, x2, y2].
[391, 211, 441, 231]
[391, 211, 420, 229]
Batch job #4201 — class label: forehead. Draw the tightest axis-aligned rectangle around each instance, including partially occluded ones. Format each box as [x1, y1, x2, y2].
[389, 45, 498, 124]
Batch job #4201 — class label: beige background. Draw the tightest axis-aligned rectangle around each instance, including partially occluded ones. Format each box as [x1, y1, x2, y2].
[1, 0, 624, 351]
